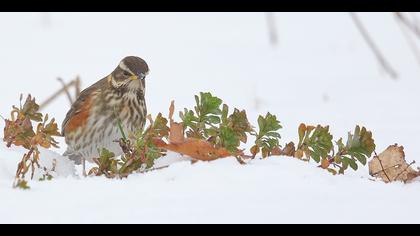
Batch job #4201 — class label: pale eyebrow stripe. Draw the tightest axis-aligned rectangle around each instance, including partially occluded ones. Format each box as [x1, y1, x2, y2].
[119, 61, 134, 75]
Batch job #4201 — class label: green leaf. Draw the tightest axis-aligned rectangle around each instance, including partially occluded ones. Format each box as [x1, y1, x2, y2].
[180, 92, 224, 139]
[219, 126, 239, 152]
[257, 113, 282, 136]
[205, 128, 218, 137]
[344, 157, 358, 171]
[253, 112, 282, 156]
[257, 116, 265, 134]
[298, 125, 333, 163]
[15, 179, 30, 190]
[99, 148, 115, 159]
[335, 126, 375, 172]
[327, 168, 337, 175]
[198, 92, 223, 116]
[207, 115, 221, 124]
[346, 126, 376, 160]
[221, 104, 229, 123]
[265, 132, 281, 138]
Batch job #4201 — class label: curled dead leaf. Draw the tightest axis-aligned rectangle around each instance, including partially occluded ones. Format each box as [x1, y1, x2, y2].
[295, 149, 304, 159]
[368, 144, 420, 183]
[271, 142, 295, 157]
[153, 138, 232, 161]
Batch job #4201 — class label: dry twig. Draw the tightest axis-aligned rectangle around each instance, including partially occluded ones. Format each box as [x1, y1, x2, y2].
[39, 77, 82, 110]
[350, 12, 398, 79]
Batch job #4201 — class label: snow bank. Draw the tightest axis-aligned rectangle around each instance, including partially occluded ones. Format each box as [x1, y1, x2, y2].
[0, 148, 419, 223]
[0, 145, 75, 182]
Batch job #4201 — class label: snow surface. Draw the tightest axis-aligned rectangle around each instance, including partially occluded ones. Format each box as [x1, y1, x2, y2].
[1, 12, 420, 223]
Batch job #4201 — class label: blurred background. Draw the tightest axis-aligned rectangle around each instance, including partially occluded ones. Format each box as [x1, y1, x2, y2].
[0, 12, 419, 162]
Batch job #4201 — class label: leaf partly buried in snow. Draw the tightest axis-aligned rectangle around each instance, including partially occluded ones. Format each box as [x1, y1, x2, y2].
[369, 144, 420, 183]
[153, 138, 232, 161]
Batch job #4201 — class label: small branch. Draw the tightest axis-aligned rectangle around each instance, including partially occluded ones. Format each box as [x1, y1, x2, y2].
[395, 17, 420, 66]
[350, 12, 398, 79]
[39, 78, 80, 110]
[394, 160, 416, 182]
[394, 12, 420, 67]
[75, 76, 81, 98]
[395, 12, 420, 40]
[57, 77, 74, 106]
[138, 165, 169, 174]
[373, 154, 391, 182]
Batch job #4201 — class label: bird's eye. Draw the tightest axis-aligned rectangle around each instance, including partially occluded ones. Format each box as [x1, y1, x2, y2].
[123, 71, 131, 77]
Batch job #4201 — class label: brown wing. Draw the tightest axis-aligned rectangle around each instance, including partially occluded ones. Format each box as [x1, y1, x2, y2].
[62, 78, 108, 136]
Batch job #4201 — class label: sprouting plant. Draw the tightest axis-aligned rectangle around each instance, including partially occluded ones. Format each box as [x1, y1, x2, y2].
[3, 95, 61, 189]
[295, 124, 376, 175]
[333, 126, 376, 174]
[88, 113, 169, 178]
[179, 92, 223, 139]
[179, 92, 254, 154]
[250, 112, 282, 158]
[295, 124, 333, 162]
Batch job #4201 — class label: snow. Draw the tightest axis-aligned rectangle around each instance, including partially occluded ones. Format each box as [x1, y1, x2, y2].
[1, 12, 420, 223]
[0, 145, 76, 180]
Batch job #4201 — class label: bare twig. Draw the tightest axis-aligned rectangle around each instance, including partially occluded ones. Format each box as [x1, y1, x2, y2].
[395, 14, 420, 66]
[57, 77, 74, 106]
[266, 12, 278, 46]
[350, 12, 398, 79]
[39, 78, 81, 110]
[75, 76, 81, 98]
[373, 151, 391, 182]
[395, 12, 420, 40]
[394, 160, 416, 182]
[138, 165, 169, 174]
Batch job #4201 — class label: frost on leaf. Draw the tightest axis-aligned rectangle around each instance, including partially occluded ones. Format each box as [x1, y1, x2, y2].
[369, 144, 420, 183]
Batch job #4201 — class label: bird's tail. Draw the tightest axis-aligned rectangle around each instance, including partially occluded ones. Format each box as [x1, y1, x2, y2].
[63, 150, 82, 165]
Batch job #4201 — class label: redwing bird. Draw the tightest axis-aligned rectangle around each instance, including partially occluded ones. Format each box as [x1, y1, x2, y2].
[62, 56, 149, 175]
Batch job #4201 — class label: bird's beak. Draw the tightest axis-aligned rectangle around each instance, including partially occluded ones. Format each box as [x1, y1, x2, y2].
[129, 75, 139, 81]
[140, 72, 148, 80]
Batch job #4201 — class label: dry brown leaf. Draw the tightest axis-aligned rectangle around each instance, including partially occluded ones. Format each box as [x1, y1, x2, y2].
[270, 142, 295, 157]
[321, 158, 330, 169]
[169, 122, 184, 144]
[270, 146, 282, 156]
[169, 100, 175, 121]
[153, 138, 232, 161]
[168, 100, 185, 144]
[369, 144, 420, 183]
[294, 149, 304, 159]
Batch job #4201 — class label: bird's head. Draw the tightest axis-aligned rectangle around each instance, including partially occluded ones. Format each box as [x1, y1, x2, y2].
[108, 56, 149, 91]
